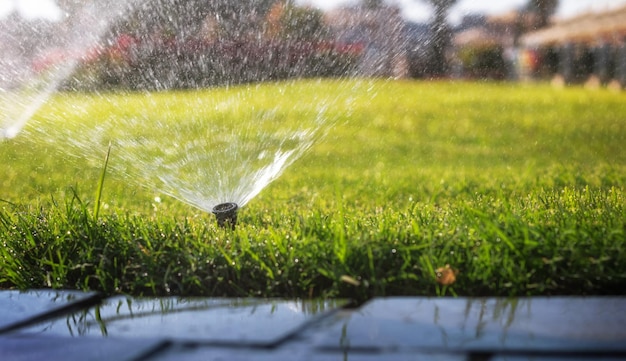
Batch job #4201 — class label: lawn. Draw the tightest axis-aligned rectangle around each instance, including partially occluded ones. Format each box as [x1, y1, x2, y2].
[1, 79, 625, 300]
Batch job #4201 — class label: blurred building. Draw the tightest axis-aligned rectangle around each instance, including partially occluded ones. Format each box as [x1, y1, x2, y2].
[521, 5, 626, 88]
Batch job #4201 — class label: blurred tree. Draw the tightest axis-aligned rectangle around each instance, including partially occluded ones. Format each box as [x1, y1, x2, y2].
[526, 0, 558, 29]
[267, 1, 327, 42]
[420, 0, 457, 77]
[362, 0, 384, 9]
[512, 0, 558, 44]
[208, 0, 278, 36]
[120, 0, 278, 38]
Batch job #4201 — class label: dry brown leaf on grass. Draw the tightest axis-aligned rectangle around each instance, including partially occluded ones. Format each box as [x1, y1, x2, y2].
[435, 264, 458, 286]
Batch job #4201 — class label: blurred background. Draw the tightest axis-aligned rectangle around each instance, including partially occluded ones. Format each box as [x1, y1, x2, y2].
[1, 0, 625, 92]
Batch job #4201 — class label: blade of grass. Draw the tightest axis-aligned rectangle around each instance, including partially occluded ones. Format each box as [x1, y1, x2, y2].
[94, 142, 112, 219]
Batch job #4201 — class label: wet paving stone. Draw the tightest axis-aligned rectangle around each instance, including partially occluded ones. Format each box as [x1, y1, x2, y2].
[489, 356, 626, 361]
[315, 297, 626, 354]
[146, 343, 311, 361]
[4, 293, 626, 360]
[149, 344, 466, 361]
[0, 290, 101, 334]
[0, 335, 167, 361]
[17, 297, 348, 346]
[307, 352, 467, 361]
[146, 305, 468, 361]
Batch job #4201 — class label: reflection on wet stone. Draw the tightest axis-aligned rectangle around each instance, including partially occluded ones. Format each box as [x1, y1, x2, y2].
[316, 297, 626, 353]
[3, 291, 626, 360]
[151, 345, 466, 361]
[490, 357, 626, 361]
[0, 335, 166, 361]
[19, 296, 347, 346]
[0, 290, 101, 333]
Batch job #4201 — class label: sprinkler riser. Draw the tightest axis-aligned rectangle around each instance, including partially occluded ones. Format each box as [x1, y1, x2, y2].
[212, 202, 239, 229]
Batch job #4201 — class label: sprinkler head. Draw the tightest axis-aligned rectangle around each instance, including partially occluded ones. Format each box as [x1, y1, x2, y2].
[212, 202, 239, 229]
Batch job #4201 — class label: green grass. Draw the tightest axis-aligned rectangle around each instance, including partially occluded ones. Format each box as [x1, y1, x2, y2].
[1, 79, 625, 300]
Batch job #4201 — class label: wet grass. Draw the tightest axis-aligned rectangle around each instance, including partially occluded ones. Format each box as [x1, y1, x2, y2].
[1, 79, 625, 300]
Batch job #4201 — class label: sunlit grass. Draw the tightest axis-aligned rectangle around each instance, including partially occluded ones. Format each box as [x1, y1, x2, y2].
[1, 79, 625, 300]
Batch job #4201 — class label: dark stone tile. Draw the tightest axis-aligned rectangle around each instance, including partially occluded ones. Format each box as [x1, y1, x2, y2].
[149, 344, 466, 361]
[0, 335, 167, 361]
[490, 356, 626, 361]
[146, 344, 311, 361]
[0, 290, 101, 334]
[315, 297, 626, 353]
[309, 352, 467, 361]
[18, 297, 347, 346]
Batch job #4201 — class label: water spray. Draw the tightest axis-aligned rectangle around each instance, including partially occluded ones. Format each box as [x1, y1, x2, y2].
[212, 202, 239, 229]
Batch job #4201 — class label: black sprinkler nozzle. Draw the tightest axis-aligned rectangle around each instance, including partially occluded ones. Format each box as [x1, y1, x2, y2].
[212, 202, 239, 229]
